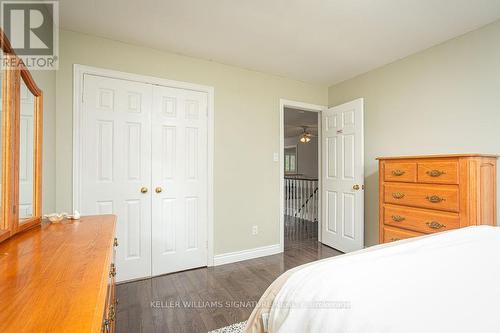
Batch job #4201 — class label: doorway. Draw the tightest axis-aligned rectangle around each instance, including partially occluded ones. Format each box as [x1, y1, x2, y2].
[73, 65, 214, 282]
[279, 98, 365, 253]
[279, 100, 324, 252]
[283, 106, 320, 248]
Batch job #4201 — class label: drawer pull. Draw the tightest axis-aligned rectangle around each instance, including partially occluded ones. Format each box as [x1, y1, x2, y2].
[426, 195, 445, 203]
[102, 319, 110, 333]
[392, 169, 405, 176]
[426, 221, 446, 229]
[392, 192, 405, 199]
[426, 169, 445, 177]
[109, 263, 116, 277]
[391, 215, 406, 222]
[113, 237, 118, 247]
[390, 238, 401, 242]
[109, 304, 115, 322]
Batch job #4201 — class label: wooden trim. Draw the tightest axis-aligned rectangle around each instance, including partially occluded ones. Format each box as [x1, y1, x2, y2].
[377, 154, 498, 160]
[378, 160, 385, 243]
[0, 29, 13, 54]
[20, 68, 42, 96]
[3, 57, 19, 235]
[0, 29, 44, 242]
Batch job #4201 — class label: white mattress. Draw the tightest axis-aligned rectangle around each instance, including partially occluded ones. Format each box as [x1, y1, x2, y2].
[267, 226, 500, 333]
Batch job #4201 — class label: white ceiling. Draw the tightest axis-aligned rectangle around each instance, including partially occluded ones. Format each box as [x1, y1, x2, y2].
[284, 108, 318, 138]
[59, 0, 500, 84]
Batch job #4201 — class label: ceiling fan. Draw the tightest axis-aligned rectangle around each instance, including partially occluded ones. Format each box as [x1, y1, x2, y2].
[298, 126, 316, 144]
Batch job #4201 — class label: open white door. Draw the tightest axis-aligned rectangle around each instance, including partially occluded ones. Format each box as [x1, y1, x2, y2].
[321, 98, 364, 252]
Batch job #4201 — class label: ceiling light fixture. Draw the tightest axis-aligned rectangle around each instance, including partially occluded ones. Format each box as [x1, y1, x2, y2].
[299, 127, 312, 144]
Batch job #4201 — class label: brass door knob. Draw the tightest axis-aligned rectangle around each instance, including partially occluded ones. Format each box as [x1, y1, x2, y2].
[352, 184, 360, 190]
[140, 187, 148, 193]
[155, 187, 163, 193]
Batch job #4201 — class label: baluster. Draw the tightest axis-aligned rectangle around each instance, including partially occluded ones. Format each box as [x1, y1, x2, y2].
[285, 179, 288, 216]
[301, 180, 305, 220]
[284, 179, 286, 216]
[315, 181, 318, 222]
[293, 179, 297, 217]
[304, 180, 311, 220]
[297, 180, 302, 219]
[288, 179, 291, 216]
[311, 180, 314, 222]
[289, 179, 292, 216]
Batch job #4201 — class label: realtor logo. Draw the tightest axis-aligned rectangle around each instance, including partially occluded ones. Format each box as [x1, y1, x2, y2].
[1, 1, 59, 69]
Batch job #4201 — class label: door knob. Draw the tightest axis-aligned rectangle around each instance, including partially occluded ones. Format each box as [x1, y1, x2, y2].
[155, 187, 163, 193]
[140, 187, 148, 194]
[353, 184, 360, 190]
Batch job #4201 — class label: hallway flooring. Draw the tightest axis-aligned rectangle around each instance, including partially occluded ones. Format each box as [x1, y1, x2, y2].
[116, 218, 341, 333]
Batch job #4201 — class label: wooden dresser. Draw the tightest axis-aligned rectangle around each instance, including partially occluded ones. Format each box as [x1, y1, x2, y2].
[0, 215, 117, 332]
[378, 154, 497, 243]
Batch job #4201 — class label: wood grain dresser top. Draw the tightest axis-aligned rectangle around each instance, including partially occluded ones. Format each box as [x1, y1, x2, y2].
[376, 153, 498, 160]
[0, 215, 116, 333]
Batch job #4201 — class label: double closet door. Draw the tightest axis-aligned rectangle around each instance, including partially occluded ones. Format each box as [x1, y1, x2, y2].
[81, 74, 208, 282]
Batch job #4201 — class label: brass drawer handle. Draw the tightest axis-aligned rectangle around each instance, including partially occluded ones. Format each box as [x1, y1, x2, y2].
[391, 215, 405, 222]
[392, 192, 405, 199]
[392, 169, 405, 176]
[109, 263, 116, 277]
[102, 319, 110, 333]
[426, 221, 446, 229]
[109, 304, 115, 322]
[426, 169, 445, 177]
[113, 237, 118, 247]
[390, 238, 401, 242]
[426, 195, 445, 203]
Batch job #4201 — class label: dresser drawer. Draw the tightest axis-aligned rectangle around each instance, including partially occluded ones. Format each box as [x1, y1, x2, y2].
[417, 161, 459, 184]
[384, 162, 417, 182]
[383, 226, 423, 243]
[384, 183, 459, 212]
[383, 205, 460, 234]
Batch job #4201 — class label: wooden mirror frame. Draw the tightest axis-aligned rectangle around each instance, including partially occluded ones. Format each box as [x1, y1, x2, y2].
[0, 30, 43, 243]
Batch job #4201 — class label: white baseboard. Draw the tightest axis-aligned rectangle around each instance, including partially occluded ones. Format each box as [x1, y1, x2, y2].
[213, 244, 282, 266]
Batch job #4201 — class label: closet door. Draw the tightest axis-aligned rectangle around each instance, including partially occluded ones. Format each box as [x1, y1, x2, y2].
[81, 75, 152, 282]
[151, 86, 208, 275]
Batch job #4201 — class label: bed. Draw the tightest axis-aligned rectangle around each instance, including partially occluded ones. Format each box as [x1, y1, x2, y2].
[245, 226, 500, 333]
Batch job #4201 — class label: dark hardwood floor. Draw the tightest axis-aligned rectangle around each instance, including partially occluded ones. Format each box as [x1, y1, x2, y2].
[116, 217, 342, 333]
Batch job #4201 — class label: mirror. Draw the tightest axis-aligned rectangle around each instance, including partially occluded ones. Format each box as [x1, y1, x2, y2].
[19, 77, 35, 222]
[0, 30, 43, 243]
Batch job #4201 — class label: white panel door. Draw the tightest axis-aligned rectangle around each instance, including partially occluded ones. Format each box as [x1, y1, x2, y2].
[81, 74, 152, 282]
[321, 98, 364, 252]
[151, 86, 208, 275]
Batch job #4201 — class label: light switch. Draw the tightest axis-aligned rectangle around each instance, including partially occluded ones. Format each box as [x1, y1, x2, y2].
[273, 152, 279, 162]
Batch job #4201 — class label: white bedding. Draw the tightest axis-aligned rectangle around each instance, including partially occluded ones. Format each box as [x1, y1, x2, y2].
[267, 226, 500, 333]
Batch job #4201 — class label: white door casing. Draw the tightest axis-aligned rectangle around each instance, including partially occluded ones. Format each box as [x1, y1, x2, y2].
[82, 74, 153, 281]
[151, 86, 208, 275]
[321, 98, 364, 253]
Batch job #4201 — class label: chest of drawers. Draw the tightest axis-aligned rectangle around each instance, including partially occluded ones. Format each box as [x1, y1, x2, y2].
[377, 154, 497, 243]
[0, 215, 117, 332]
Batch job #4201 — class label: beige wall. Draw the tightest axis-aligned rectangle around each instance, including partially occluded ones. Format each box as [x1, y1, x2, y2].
[55, 30, 327, 255]
[328, 20, 500, 246]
